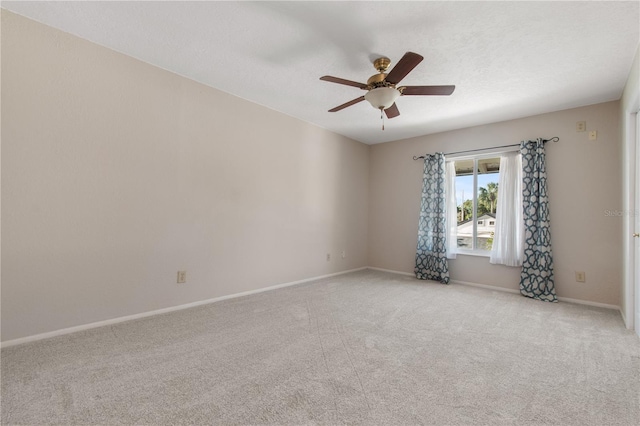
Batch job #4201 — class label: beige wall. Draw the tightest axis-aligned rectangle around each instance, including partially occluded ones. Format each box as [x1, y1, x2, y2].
[1, 11, 370, 341]
[369, 101, 622, 306]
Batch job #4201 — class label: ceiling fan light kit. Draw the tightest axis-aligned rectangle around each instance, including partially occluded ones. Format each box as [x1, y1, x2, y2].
[365, 87, 400, 110]
[320, 51, 455, 129]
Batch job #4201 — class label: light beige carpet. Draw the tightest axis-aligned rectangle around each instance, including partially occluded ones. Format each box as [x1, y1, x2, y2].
[2, 269, 639, 425]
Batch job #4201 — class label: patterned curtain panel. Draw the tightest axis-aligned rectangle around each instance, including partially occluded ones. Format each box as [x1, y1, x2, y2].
[519, 139, 557, 302]
[415, 153, 449, 284]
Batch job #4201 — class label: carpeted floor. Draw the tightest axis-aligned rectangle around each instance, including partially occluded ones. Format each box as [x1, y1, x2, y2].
[2, 269, 639, 425]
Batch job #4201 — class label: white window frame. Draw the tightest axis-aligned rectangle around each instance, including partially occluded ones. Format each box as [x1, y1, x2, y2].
[447, 147, 517, 257]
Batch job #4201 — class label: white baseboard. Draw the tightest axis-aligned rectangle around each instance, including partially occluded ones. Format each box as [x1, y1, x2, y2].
[1, 267, 367, 348]
[454, 280, 620, 311]
[366, 266, 414, 277]
[450, 279, 521, 294]
[365, 268, 621, 312]
[556, 296, 620, 311]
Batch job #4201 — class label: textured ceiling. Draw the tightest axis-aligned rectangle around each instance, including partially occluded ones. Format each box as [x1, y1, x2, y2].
[3, 1, 639, 145]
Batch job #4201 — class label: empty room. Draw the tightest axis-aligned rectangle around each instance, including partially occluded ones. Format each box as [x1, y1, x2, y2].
[2, 1, 639, 425]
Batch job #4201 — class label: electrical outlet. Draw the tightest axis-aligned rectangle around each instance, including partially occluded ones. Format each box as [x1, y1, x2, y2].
[177, 271, 187, 284]
[326, 253, 331, 261]
[588, 130, 597, 140]
[576, 121, 586, 132]
[341, 250, 346, 259]
[575, 271, 586, 283]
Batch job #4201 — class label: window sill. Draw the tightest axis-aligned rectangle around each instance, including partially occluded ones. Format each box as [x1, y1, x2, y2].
[454, 250, 491, 258]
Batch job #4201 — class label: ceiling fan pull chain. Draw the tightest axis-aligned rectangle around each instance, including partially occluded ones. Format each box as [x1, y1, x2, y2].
[381, 108, 385, 131]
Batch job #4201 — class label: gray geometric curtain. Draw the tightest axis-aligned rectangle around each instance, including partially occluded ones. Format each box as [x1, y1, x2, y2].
[519, 139, 557, 302]
[415, 153, 449, 284]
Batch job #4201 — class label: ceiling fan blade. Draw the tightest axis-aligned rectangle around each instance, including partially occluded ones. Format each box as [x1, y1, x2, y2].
[384, 103, 400, 119]
[402, 85, 456, 96]
[385, 52, 424, 85]
[328, 96, 365, 112]
[320, 76, 368, 90]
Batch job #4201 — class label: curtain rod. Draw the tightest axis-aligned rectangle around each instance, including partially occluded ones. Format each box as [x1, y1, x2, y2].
[412, 137, 560, 160]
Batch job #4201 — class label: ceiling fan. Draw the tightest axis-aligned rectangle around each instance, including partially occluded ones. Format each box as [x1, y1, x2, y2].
[320, 52, 455, 126]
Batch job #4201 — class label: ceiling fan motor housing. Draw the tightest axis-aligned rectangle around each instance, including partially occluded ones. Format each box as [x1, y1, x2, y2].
[367, 73, 389, 88]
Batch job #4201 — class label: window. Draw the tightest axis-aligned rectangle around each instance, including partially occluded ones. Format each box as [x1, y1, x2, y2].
[450, 155, 501, 252]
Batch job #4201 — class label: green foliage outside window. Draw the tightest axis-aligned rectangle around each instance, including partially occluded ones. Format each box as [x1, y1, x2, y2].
[457, 183, 498, 222]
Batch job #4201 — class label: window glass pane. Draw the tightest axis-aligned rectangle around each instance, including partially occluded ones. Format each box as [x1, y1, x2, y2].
[476, 157, 500, 250]
[454, 159, 473, 248]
